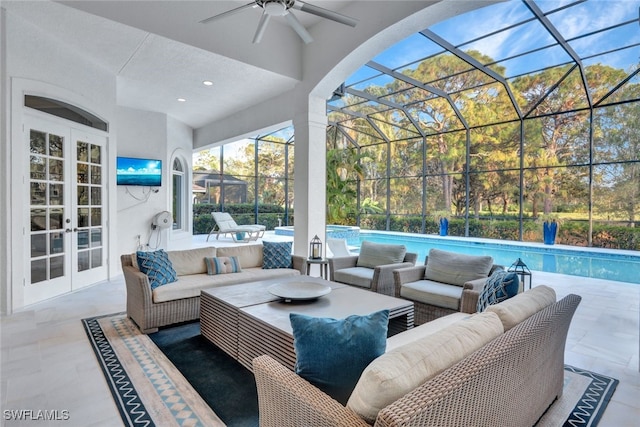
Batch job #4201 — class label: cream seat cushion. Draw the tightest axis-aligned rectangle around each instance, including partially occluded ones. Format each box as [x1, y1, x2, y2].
[152, 268, 300, 303]
[385, 312, 468, 351]
[333, 267, 374, 289]
[400, 280, 464, 310]
[347, 311, 504, 423]
[486, 284, 556, 331]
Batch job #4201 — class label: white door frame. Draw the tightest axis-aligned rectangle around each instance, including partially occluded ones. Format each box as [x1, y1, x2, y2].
[7, 78, 115, 312]
[22, 114, 109, 305]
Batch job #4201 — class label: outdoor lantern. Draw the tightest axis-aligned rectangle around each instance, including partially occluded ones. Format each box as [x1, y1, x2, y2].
[508, 258, 532, 290]
[309, 235, 323, 259]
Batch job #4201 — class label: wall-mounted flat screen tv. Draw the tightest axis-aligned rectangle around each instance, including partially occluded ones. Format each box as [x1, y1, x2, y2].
[116, 156, 162, 187]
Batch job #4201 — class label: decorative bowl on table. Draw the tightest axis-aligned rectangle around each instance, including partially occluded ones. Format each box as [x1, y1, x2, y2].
[268, 281, 332, 302]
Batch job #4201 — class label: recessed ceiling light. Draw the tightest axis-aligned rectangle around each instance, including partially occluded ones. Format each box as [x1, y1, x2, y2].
[177, 98, 186, 102]
[203, 80, 213, 86]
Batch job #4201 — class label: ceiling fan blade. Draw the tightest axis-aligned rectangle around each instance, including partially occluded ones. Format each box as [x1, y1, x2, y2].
[199, 2, 256, 24]
[292, 1, 358, 27]
[252, 12, 272, 44]
[285, 11, 313, 44]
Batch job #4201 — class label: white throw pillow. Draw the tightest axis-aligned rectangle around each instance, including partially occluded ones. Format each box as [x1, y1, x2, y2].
[346, 311, 503, 423]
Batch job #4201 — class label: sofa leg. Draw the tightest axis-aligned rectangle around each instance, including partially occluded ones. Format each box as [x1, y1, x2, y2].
[140, 327, 159, 334]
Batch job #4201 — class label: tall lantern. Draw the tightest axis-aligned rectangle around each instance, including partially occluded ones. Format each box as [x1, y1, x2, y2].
[309, 235, 323, 259]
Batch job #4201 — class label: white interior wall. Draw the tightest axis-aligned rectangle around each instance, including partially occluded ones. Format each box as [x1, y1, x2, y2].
[116, 107, 170, 256]
[166, 115, 195, 250]
[2, 9, 119, 312]
[0, 8, 195, 313]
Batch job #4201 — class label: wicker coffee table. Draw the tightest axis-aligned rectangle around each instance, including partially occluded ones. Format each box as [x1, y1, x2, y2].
[200, 276, 414, 371]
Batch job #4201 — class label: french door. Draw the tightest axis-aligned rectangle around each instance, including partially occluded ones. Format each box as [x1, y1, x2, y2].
[24, 115, 108, 304]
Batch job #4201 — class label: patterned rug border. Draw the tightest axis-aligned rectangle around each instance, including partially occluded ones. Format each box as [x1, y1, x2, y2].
[84, 313, 619, 427]
[562, 365, 619, 426]
[83, 313, 224, 427]
[82, 313, 153, 427]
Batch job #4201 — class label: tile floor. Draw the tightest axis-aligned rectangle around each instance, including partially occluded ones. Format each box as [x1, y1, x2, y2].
[1, 240, 639, 426]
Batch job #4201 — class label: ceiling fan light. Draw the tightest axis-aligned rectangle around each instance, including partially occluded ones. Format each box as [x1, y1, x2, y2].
[264, 2, 287, 16]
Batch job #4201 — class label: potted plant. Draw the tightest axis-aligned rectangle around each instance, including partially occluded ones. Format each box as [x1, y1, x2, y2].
[538, 213, 563, 245]
[432, 211, 451, 236]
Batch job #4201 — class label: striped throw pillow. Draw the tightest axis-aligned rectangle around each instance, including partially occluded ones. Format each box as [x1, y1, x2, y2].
[204, 256, 242, 275]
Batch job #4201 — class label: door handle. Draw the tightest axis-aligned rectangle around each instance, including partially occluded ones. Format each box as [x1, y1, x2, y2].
[65, 228, 72, 233]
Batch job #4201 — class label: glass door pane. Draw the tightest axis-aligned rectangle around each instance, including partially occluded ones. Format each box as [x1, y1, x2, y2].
[75, 138, 105, 275]
[28, 128, 67, 285]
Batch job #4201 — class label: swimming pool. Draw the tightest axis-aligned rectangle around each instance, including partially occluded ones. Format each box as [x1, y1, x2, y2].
[357, 231, 640, 285]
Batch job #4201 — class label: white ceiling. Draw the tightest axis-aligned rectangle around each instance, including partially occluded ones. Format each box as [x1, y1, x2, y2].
[4, 1, 355, 129]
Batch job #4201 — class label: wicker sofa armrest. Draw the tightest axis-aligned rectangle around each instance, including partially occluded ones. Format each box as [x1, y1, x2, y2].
[121, 255, 153, 305]
[291, 255, 307, 274]
[329, 255, 359, 280]
[253, 355, 370, 427]
[460, 264, 504, 314]
[371, 262, 416, 296]
[121, 255, 156, 331]
[392, 265, 427, 298]
[460, 277, 487, 314]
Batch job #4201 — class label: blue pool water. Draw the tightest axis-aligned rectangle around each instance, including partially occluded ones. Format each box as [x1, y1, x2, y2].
[357, 231, 640, 285]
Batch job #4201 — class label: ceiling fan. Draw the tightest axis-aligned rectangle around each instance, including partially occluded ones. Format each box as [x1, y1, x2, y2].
[199, 0, 358, 44]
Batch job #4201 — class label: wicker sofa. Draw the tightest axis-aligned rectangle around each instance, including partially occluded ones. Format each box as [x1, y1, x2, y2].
[253, 286, 581, 427]
[121, 244, 305, 333]
[393, 248, 504, 325]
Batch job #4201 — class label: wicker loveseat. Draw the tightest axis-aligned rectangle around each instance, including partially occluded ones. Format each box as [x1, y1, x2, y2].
[253, 286, 581, 427]
[121, 244, 305, 333]
[393, 248, 504, 324]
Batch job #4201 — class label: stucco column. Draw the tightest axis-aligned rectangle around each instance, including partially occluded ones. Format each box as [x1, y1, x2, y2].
[293, 94, 327, 258]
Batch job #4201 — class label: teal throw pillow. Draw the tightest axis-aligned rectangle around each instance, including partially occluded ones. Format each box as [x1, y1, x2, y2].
[477, 270, 520, 312]
[136, 249, 177, 290]
[262, 241, 292, 269]
[204, 256, 241, 275]
[290, 310, 389, 405]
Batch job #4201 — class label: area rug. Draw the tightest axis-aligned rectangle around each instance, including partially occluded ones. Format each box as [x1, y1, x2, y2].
[83, 313, 619, 427]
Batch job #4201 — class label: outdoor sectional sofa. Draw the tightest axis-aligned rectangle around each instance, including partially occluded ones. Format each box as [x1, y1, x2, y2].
[253, 285, 581, 427]
[121, 244, 305, 333]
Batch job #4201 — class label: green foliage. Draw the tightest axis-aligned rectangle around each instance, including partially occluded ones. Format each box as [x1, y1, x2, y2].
[192, 203, 290, 235]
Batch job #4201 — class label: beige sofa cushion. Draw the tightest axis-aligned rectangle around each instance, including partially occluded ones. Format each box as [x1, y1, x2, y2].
[152, 268, 300, 303]
[400, 280, 464, 310]
[333, 267, 374, 289]
[217, 244, 263, 268]
[356, 241, 407, 268]
[486, 285, 556, 331]
[386, 312, 468, 351]
[347, 311, 504, 423]
[424, 248, 493, 286]
[166, 247, 217, 276]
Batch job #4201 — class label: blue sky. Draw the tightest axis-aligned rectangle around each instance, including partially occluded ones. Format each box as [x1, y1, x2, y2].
[345, 0, 639, 88]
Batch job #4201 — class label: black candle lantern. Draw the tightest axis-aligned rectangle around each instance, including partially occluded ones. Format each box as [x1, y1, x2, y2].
[508, 258, 532, 290]
[309, 235, 323, 259]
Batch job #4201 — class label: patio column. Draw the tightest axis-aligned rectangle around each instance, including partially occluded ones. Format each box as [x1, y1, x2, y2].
[293, 95, 327, 258]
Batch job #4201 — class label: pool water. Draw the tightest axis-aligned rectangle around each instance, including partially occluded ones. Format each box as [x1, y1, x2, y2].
[357, 231, 640, 285]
